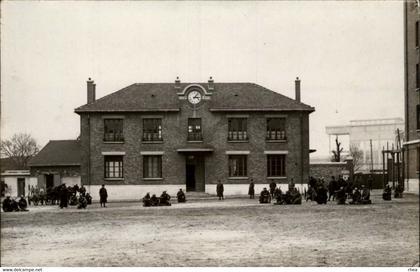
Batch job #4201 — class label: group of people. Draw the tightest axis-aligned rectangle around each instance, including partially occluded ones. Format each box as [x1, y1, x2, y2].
[248, 180, 302, 205]
[142, 189, 187, 207]
[2, 195, 28, 212]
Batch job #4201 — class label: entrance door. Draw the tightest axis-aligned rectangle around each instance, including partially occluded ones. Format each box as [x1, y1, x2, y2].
[186, 165, 196, 192]
[45, 174, 54, 189]
[17, 178, 25, 197]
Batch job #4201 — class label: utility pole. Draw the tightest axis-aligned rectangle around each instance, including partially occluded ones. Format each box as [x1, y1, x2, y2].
[370, 139, 374, 172]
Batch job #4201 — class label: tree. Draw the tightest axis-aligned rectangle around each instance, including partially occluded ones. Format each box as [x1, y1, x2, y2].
[331, 136, 343, 162]
[349, 144, 364, 172]
[0, 133, 40, 169]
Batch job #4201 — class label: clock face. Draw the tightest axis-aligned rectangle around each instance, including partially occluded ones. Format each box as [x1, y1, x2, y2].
[187, 90, 202, 104]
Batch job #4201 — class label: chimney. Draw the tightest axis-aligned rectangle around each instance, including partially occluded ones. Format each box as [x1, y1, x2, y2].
[295, 77, 301, 102]
[174, 76, 181, 90]
[208, 76, 214, 91]
[87, 78, 96, 104]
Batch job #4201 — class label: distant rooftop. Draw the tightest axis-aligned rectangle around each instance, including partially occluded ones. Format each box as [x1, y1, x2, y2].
[326, 117, 404, 135]
[28, 140, 81, 167]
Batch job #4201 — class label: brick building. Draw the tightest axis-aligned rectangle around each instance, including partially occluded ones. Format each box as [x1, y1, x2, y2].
[403, 0, 420, 194]
[75, 77, 314, 200]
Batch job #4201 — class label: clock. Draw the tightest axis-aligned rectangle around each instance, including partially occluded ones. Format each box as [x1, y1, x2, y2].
[187, 90, 202, 104]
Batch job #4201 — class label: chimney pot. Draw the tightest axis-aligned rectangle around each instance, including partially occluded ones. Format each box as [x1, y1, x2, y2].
[87, 78, 96, 104]
[295, 77, 301, 103]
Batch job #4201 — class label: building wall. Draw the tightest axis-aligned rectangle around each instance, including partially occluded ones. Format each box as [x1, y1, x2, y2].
[404, 1, 420, 190]
[3, 176, 37, 197]
[30, 166, 81, 189]
[309, 162, 348, 179]
[79, 99, 310, 189]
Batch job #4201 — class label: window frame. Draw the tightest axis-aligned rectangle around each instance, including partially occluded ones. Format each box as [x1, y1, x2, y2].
[267, 154, 286, 178]
[142, 118, 163, 142]
[143, 155, 163, 179]
[104, 155, 124, 179]
[266, 117, 287, 141]
[228, 155, 248, 177]
[187, 118, 203, 141]
[228, 118, 248, 141]
[103, 119, 124, 143]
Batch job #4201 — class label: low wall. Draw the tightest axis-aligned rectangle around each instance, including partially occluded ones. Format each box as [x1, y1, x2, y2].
[309, 162, 348, 179]
[405, 179, 419, 194]
[205, 184, 308, 196]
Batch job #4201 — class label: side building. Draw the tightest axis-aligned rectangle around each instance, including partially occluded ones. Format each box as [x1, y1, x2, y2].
[403, 0, 420, 194]
[75, 77, 315, 200]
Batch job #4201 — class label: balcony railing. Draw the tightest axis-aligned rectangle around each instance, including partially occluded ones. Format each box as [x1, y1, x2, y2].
[266, 131, 286, 141]
[104, 133, 124, 142]
[188, 132, 203, 141]
[228, 131, 248, 141]
[142, 132, 162, 142]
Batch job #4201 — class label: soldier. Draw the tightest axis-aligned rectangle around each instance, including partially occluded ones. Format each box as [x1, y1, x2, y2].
[290, 187, 302, 205]
[328, 176, 338, 201]
[350, 187, 361, 205]
[361, 185, 372, 204]
[248, 180, 255, 199]
[335, 186, 347, 205]
[77, 194, 87, 209]
[315, 183, 328, 204]
[273, 187, 284, 205]
[59, 184, 69, 209]
[150, 194, 159, 206]
[159, 191, 171, 206]
[85, 193, 92, 205]
[143, 193, 151, 207]
[382, 184, 392, 201]
[18, 195, 29, 211]
[394, 184, 404, 198]
[79, 185, 86, 196]
[259, 188, 271, 204]
[177, 189, 186, 203]
[269, 181, 277, 197]
[2, 195, 13, 212]
[216, 180, 224, 200]
[99, 184, 108, 207]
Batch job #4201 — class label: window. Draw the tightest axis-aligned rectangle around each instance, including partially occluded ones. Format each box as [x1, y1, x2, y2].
[104, 156, 123, 178]
[228, 118, 248, 141]
[417, 105, 420, 130]
[188, 118, 202, 141]
[266, 118, 286, 140]
[417, 64, 420, 89]
[143, 155, 162, 178]
[267, 155, 286, 177]
[143, 119, 162, 141]
[416, 21, 419, 47]
[228, 155, 247, 177]
[104, 119, 124, 142]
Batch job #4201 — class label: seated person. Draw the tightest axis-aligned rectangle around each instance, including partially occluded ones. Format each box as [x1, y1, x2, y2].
[150, 194, 159, 206]
[143, 193, 152, 207]
[259, 188, 271, 204]
[350, 187, 361, 205]
[10, 198, 20, 211]
[382, 185, 392, 201]
[360, 185, 372, 204]
[77, 194, 87, 209]
[18, 195, 28, 211]
[394, 184, 404, 198]
[85, 193, 92, 205]
[2, 196, 13, 212]
[315, 186, 328, 204]
[290, 188, 302, 205]
[273, 187, 283, 204]
[177, 189, 186, 203]
[159, 191, 171, 206]
[335, 186, 347, 205]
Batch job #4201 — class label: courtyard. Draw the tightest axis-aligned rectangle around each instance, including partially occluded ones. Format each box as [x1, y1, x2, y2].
[1, 191, 419, 267]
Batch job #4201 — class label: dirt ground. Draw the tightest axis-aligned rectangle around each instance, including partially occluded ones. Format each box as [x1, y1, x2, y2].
[1, 190, 419, 267]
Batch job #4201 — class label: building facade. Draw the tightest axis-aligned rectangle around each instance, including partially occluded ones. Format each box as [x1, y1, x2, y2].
[326, 118, 404, 173]
[75, 77, 314, 200]
[404, 0, 420, 193]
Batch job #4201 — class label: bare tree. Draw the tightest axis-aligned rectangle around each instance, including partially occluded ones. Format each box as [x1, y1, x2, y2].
[1, 133, 40, 169]
[349, 144, 364, 172]
[331, 136, 343, 162]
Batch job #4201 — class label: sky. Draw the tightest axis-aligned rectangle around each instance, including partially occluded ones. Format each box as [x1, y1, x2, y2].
[1, 1, 404, 157]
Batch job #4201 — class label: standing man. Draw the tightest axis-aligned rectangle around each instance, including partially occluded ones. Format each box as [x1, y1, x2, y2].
[248, 179, 255, 199]
[99, 184, 108, 207]
[216, 180, 224, 200]
[59, 184, 69, 209]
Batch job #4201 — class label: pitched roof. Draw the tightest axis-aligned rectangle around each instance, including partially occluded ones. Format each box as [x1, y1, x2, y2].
[75, 83, 314, 113]
[28, 140, 81, 167]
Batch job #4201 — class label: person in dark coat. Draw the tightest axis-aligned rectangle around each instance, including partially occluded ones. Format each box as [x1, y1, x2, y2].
[10, 198, 20, 211]
[361, 185, 372, 204]
[85, 193, 92, 205]
[259, 188, 271, 204]
[79, 185, 86, 196]
[394, 184, 404, 198]
[315, 184, 328, 204]
[216, 180, 224, 200]
[382, 184, 392, 201]
[273, 187, 283, 205]
[2, 196, 13, 212]
[159, 191, 171, 206]
[177, 189, 186, 203]
[350, 187, 361, 205]
[99, 184, 108, 207]
[269, 182, 277, 197]
[335, 186, 347, 205]
[290, 188, 302, 205]
[18, 195, 28, 211]
[142, 193, 151, 206]
[248, 180, 255, 199]
[77, 194, 87, 209]
[328, 176, 338, 201]
[150, 194, 159, 206]
[59, 184, 69, 209]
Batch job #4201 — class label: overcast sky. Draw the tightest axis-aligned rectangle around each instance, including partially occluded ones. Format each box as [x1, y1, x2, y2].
[1, 1, 404, 157]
